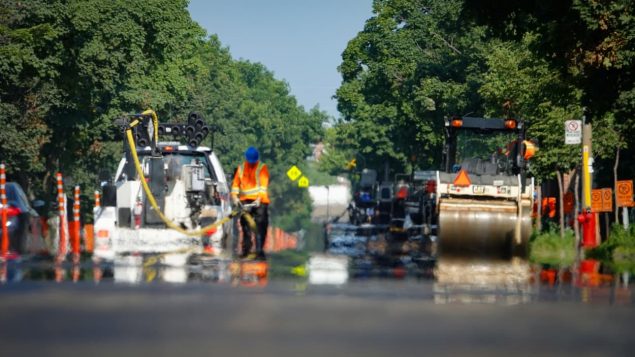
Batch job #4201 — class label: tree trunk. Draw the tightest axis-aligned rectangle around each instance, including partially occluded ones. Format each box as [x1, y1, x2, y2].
[614, 146, 620, 224]
[556, 170, 565, 239]
[556, 170, 564, 238]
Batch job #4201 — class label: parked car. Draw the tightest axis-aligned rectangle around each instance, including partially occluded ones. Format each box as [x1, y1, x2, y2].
[1, 182, 43, 254]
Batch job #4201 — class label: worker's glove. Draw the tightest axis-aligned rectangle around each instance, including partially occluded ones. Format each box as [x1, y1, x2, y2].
[231, 196, 241, 208]
[253, 198, 261, 208]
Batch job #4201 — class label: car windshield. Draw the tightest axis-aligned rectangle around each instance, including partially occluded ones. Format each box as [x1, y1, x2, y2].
[456, 130, 515, 164]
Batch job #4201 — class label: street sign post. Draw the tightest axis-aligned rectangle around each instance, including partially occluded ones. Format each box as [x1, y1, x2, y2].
[591, 188, 615, 213]
[616, 180, 634, 207]
[298, 176, 309, 188]
[583, 145, 591, 209]
[591, 189, 603, 213]
[601, 188, 613, 212]
[565, 120, 582, 145]
[286, 165, 302, 181]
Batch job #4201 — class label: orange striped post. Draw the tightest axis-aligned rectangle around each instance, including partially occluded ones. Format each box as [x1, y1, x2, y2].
[0, 261, 6, 283]
[72, 263, 80, 282]
[94, 190, 100, 209]
[56, 173, 67, 260]
[90, 190, 100, 254]
[55, 263, 64, 283]
[72, 185, 81, 257]
[1, 163, 8, 258]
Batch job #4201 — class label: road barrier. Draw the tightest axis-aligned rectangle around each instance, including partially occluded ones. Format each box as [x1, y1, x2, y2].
[56, 173, 69, 261]
[94, 190, 100, 209]
[72, 185, 81, 258]
[264, 227, 297, 252]
[1, 163, 8, 258]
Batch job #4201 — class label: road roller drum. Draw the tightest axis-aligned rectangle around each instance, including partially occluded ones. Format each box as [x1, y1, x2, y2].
[438, 198, 532, 258]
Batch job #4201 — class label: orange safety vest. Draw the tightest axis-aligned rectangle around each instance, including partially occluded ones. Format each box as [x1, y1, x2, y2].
[231, 161, 270, 204]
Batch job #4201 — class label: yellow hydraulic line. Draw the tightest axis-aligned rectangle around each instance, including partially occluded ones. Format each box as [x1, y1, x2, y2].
[583, 145, 591, 208]
[125, 126, 254, 237]
[140, 109, 159, 145]
[129, 119, 141, 128]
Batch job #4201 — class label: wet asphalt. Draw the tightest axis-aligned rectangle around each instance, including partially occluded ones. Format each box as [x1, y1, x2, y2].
[1, 278, 634, 357]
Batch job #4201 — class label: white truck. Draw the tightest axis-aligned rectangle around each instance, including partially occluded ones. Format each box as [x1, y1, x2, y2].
[93, 111, 234, 261]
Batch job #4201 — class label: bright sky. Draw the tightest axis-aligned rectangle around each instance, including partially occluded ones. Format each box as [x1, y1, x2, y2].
[188, 0, 374, 118]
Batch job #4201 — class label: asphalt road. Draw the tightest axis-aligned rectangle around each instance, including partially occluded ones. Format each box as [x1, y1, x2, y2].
[1, 281, 634, 357]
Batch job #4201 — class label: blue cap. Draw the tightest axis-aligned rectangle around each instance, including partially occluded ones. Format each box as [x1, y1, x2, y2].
[245, 146, 259, 163]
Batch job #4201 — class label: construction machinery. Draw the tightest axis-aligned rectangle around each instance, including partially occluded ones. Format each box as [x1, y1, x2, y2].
[93, 110, 243, 260]
[347, 169, 378, 225]
[435, 116, 535, 258]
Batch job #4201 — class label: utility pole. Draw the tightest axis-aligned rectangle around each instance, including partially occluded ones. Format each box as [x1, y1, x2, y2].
[581, 112, 601, 245]
[582, 114, 592, 209]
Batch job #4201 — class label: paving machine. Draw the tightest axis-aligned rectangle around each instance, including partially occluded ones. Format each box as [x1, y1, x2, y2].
[435, 116, 535, 258]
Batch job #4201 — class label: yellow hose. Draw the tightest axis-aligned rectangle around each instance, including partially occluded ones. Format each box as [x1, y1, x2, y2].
[124, 111, 255, 237]
[140, 109, 159, 145]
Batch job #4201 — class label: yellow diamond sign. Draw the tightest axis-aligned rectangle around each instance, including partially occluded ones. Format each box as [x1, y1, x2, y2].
[298, 176, 309, 188]
[287, 165, 302, 181]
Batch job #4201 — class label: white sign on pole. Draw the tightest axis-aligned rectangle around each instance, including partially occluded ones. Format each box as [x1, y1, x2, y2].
[565, 120, 582, 145]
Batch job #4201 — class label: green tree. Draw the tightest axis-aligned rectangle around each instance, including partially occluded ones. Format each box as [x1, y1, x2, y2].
[333, 0, 490, 176]
[1, 0, 207, 196]
[1, 0, 326, 232]
[465, 0, 635, 177]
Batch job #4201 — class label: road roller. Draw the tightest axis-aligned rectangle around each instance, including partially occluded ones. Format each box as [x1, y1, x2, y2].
[434, 116, 535, 259]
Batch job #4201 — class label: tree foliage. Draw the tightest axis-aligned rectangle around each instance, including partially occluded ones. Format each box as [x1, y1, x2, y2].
[0, 0, 326, 230]
[328, 0, 633, 181]
[332, 0, 489, 175]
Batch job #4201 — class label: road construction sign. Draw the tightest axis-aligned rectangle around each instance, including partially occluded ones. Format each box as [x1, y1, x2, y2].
[287, 165, 302, 181]
[592, 188, 614, 212]
[616, 180, 634, 207]
[602, 188, 613, 212]
[453, 169, 471, 187]
[591, 189, 603, 212]
[564, 120, 582, 145]
[298, 176, 309, 188]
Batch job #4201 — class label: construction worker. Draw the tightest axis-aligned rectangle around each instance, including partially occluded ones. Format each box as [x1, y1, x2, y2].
[231, 146, 270, 260]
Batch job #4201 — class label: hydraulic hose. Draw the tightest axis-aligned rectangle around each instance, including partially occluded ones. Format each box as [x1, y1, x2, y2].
[124, 111, 255, 237]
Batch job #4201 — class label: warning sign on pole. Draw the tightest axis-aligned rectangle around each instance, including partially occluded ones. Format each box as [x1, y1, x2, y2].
[591, 189, 603, 213]
[298, 176, 309, 188]
[616, 180, 634, 207]
[601, 188, 613, 212]
[286, 165, 302, 181]
[592, 188, 616, 212]
[564, 120, 582, 145]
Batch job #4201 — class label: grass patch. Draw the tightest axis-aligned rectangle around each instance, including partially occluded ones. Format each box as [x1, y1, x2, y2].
[587, 225, 635, 273]
[530, 227, 576, 267]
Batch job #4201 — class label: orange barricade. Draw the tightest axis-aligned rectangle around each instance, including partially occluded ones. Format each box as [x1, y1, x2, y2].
[72, 185, 81, 256]
[56, 173, 67, 260]
[264, 227, 298, 252]
[84, 224, 94, 253]
[94, 190, 100, 209]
